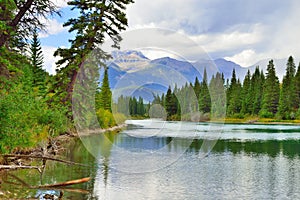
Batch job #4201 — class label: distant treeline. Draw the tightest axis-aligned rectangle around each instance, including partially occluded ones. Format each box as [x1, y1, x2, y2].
[115, 56, 300, 121]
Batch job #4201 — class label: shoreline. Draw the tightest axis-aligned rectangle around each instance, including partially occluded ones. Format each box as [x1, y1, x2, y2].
[0, 123, 127, 166]
[76, 123, 128, 137]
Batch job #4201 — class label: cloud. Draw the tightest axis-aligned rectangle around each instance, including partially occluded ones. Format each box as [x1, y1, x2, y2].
[42, 46, 60, 75]
[125, 0, 300, 65]
[52, 0, 68, 8]
[225, 49, 262, 67]
[39, 18, 67, 38]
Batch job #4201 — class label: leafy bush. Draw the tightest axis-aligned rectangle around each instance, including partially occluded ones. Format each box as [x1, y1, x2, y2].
[96, 108, 116, 129]
[0, 85, 70, 153]
[0, 48, 70, 153]
[259, 110, 274, 118]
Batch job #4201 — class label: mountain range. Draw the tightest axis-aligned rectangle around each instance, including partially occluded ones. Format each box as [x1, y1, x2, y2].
[103, 50, 295, 101]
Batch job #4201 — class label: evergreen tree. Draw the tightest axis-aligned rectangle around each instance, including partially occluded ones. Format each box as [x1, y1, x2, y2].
[227, 69, 242, 116]
[99, 68, 112, 111]
[260, 60, 280, 117]
[0, 0, 60, 48]
[250, 67, 264, 115]
[199, 68, 211, 113]
[129, 97, 137, 115]
[137, 97, 145, 116]
[209, 72, 226, 118]
[295, 62, 300, 109]
[30, 29, 46, 88]
[193, 77, 201, 99]
[278, 56, 297, 119]
[241, 70, 251, 114]
[165, 86, 179, 120]
[54, 0, 133, 104]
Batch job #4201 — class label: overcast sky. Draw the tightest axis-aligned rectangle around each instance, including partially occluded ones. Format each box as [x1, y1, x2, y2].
[41, 0, 300, 74]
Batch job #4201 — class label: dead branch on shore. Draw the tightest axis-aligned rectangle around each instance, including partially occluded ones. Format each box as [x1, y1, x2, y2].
[2, 154, 89, 167]
[0, 165, 41, 172]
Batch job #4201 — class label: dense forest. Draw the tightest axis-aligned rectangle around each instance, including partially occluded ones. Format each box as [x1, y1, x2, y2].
[0, 0, 133, 153]
[116, 57, 300, 121]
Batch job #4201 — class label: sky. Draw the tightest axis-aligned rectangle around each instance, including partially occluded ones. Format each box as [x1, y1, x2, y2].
[40, 0, 300, 74]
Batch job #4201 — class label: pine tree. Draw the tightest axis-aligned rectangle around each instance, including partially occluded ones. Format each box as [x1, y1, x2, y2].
[278, 56, 297, 119]
[165, 86, 179, 120]
[137, 97, 145, 116]
[0, 0, 60, 48]
[199, 68, 211, 113]
[209, 72, 226, 118]
[295, 62, 300, 109]
[54, 0, 133, 104]
[241, 70, 251, 115]
[227, 69, 242, 116]
[250, 67, 264, 115]
[193, 77, 201, 99]
[99, 68, 112, 111]
[260, 60, 280, 117]
[30, 29, 46, 87]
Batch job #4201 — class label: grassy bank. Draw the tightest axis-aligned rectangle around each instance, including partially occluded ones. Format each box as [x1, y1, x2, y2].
[211, 116, 300, 125]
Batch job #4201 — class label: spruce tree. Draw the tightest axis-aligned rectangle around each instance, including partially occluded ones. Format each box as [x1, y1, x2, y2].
[227, 69, 242, 116]
[209, 72, 226, 118]
[54, 0, 133, 104]
[165, 86, 179, 120]
[30, 29, 46, 87]
[295, 62, 300, 109]
[99, 68, 112, 111]
[193, 77, 201, 99]
[199, 68, 211, 113]
[241, 70, 251, 115]
[260, 60, 280, 117]
[250, 67, 264, 115]
[278, 56, 297, 119]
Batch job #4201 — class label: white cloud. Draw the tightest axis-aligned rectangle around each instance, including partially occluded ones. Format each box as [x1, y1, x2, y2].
[225, 49, 263, 67]
[42, 46, 60, 75]
[52, 0, 68, 8]
[39, 18, 67, 38]
[190, 24, 264, 54]
[125, 0, 300, 63]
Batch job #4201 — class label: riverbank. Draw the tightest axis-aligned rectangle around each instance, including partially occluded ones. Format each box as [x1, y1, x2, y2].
[210, 117, 300, 125]
[0, 123, 127, 166]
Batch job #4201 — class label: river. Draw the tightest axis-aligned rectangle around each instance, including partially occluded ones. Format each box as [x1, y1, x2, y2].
[1, 120, 300, 199]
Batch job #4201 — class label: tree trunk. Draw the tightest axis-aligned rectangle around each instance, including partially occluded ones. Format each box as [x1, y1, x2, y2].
[0, 0, 34, 47]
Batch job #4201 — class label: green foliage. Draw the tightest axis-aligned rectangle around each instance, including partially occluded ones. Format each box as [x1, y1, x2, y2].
[96, 108, 116, 129]
[53, 0, 134, 105]
[0, 48, 69, 153]
[165, 86, 180, 120]
[98, 68, 112, 111]
[0, 0, 60, 49]
[227, 69, 242, 116]
[261, 60, 280, 116]
[199, 68, 211, 114]
[278, 56, 298, 119]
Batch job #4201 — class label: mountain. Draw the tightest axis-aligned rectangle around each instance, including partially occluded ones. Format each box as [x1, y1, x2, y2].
[104, 50, 297, 101]
[105, 51, 247, 101]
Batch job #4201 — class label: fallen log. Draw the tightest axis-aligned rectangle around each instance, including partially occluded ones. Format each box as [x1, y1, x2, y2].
[0, 165, 40, 171]
[32, 177, 91, 188]
[2, 154, 89, 167]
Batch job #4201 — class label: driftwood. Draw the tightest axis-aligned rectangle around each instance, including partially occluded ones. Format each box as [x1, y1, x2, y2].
[2, 154, 89, 167]
[0, 165, 41, 171]
[32, 177, 91, 188]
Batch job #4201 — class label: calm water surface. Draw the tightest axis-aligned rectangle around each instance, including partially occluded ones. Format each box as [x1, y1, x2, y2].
[1, 120, 300, 199]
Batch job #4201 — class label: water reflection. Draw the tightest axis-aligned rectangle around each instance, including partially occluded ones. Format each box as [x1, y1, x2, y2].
[1, 122, 300, 199]
[87, 127, 300, 199]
